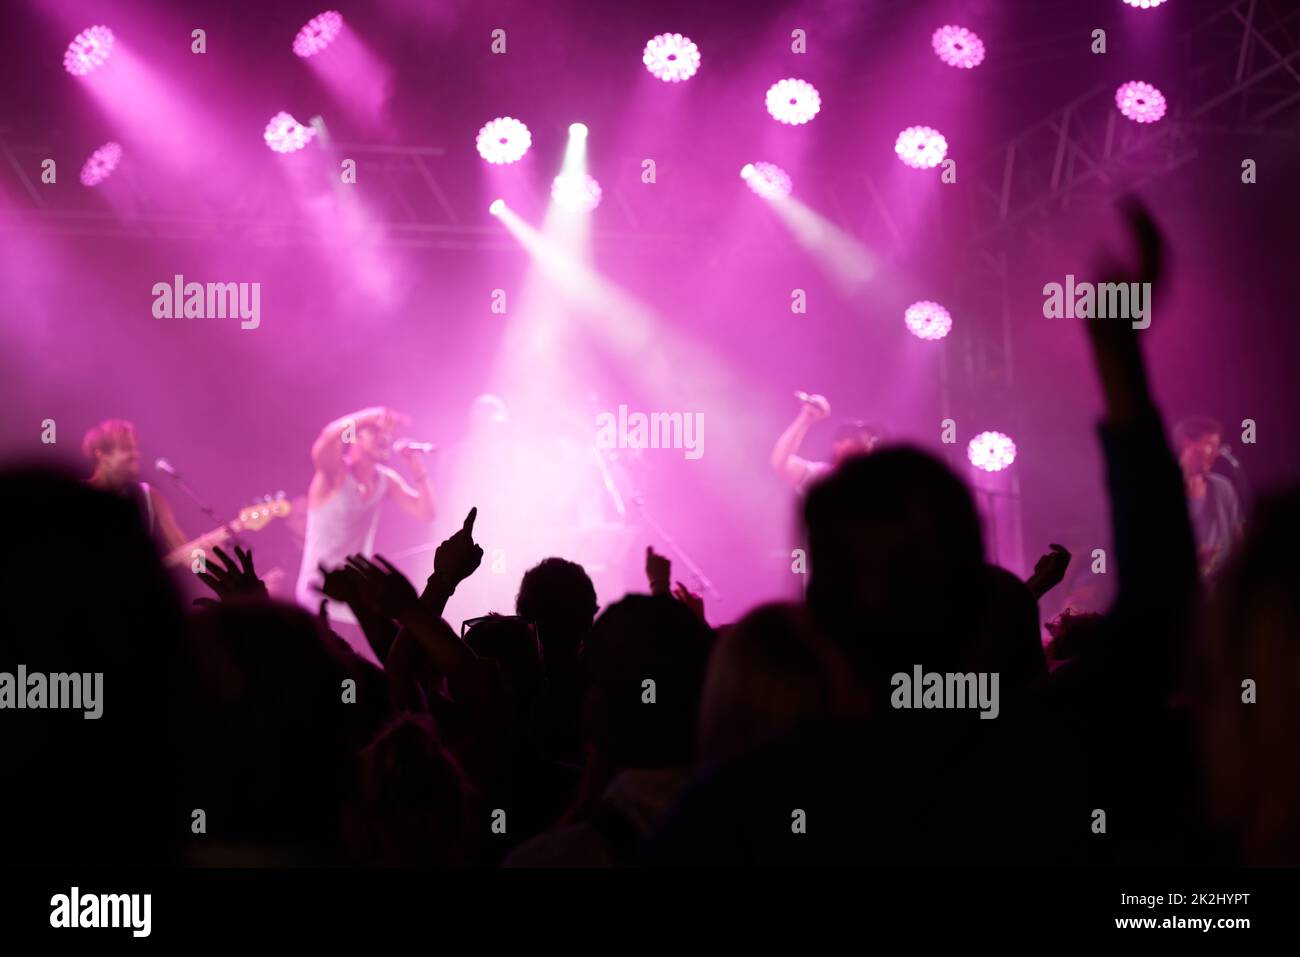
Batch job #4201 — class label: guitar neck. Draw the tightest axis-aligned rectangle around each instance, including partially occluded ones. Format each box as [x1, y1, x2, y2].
[164, 522, 243, 567]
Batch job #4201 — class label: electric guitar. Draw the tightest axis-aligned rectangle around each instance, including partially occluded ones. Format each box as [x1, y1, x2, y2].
[163, 494, 292, 568]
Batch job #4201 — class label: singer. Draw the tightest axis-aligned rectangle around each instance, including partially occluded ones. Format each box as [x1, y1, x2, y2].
[770, 393, 883, 494]
[1173, 416, 1245, 577]
[294, 406, 436, 624]
[82, 419, 189, 550]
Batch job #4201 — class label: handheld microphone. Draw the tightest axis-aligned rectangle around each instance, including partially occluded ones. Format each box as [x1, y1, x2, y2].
[1218, 445, 1241, 468]
[395, 440, 437, 454]
[155, 457, 179, 478]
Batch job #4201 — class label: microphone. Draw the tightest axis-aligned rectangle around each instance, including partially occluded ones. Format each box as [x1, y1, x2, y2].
[155, 457, 179, 478]
[1218, 445, 1241, 468]
[395, 440, 437, 454]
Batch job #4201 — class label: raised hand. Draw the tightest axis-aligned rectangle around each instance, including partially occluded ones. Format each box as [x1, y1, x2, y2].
[671, 580, 706, 622]
[195, 545, 268, 606]
[1025, 543, 1072, 599]
[345, 554, 421, 620]
[646, 545, 671, 595]
[800, 393, 831, 420]
[431, 507, 484, 592]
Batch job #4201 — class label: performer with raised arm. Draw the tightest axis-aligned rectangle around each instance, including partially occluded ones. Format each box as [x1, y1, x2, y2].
[295, 406, 436, 630]
[83, 419, 189, 551]
[770, 393, 883, 494]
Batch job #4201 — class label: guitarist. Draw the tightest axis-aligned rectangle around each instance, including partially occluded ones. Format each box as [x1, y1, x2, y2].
[83, 419, 189, 552]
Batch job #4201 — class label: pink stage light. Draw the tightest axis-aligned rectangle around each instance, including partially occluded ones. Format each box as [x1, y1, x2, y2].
[968, 431, 1018, 472]
[904, 300, 952, 340]
[1115, 81, 1167, 124]
[293, 11, 344, 58]
[263, 111, 316, 153]
[931, 25, 985, 69]
[894, 126, 948, 169]
[643, 33, 701, 83]
[740, 162, 792, 199]
[1122, 0, 1167, 8]
[766, 78, 821, 125]
[79, 142, 123, 187]
[476, 117, 532, 164]
[551, 172, 602, 212]
[64, 25, 115, 77]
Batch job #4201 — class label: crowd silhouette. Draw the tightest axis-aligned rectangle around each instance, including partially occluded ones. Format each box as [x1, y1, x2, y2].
[2, 200, 1295, 867]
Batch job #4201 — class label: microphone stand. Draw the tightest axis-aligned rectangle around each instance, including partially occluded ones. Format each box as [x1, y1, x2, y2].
[159, 467, 248, 551]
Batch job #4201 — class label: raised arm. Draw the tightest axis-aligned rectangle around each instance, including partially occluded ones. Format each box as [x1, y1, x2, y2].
[380, 443, 436, 522]
[771, 394, 829, 488]
[310, 406, 396, 478]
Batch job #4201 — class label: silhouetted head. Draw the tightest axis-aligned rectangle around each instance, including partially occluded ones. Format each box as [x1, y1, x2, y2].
[698, 602, 842, 766]
[582, 594, 713, 770]
[516, 557, 598, 659]
[1197, 489, 1300, 864]
[803, 446, 984, 678]
[464, 613, 545, 716]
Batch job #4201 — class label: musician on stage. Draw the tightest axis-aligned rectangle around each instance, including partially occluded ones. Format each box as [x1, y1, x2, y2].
[1173, 416, 1245, 578]
[294, 406, 437, 621]
[83, 418, 189, 550]
[770, 393, 883, 494]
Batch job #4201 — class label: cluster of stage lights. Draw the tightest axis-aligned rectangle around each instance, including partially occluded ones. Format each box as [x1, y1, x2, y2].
[1115, 80, 1168, 124]
[740, 162, 792, 200]
[967, 431, 1018, 472]
[931, 25, 985, 69]
[895, 125, 949, 169]
[643, 33, 701, 83]
[904, 301, 952, 341]
[293, 10, 344, 58]
[64, 25, 114, 76]
[476, 117, 532, 164]
[263, 111, 316, 153]
[766, 78, 821, 125]
[80, 142, 123, 187]
[1123, 0, 1167, 8]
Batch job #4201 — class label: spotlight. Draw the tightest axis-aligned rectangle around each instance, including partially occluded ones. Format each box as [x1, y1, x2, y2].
[551, 172, 602, 212]
[931, 25, 986, 69]
[294, 11, 344, 58]
[489, 199, 505, 216]
[64, 25, 114, 77]
[904, 301, 952, 340]
[79, 142, 123, 187]
[643, 33, 701, 82]
[741, 161, 792, 199]
[569, 123, 589, 139]
[967, 431, 1017, 472]
[476, 117, 532, 164]
[765, 78, 821, 125]
[1115, 81, 1167, 124]
[1122, 0, 1167, 8]
[894, 125, 948, 169]
[263, 111, 316, 153]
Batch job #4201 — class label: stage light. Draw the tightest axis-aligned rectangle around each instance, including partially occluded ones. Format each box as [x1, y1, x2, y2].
[931, 25, 985, 69]
[263, 111, 316, 153]
[766, 78, 821, 125]
[569, 123, 588, 139]
[1122, 0, 1167, 8]
[968, 431, 1017, 472]
[294, 11, 344, 58]
[894, 125, 948, 169]
[643, 33, 701, 82]
[489, 199, 505, 216]
[476, 117, 532, 164]
[904, 300, 952, 340]
[1115, 81, 1167, 124]
[551, 172, 602, 212]
[64, 25, 114, 77]
[741, 161, 792, 199]
[79, 142, 123, 187]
